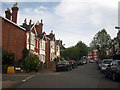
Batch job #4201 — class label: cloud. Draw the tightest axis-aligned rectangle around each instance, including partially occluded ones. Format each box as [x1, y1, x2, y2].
[3, 1, 119, 48]
[53, 0, 119, 47]
[39, 5, 47, 10]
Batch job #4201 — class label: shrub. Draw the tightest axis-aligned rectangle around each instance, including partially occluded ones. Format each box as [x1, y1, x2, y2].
[60, 57, 65, 61]
[22, 47, 29, 59]
[2, 49, 15, 65]
[22, 54, 40, 72]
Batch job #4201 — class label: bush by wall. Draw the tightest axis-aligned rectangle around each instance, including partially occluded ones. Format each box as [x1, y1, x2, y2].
[22, 54, 40, 72]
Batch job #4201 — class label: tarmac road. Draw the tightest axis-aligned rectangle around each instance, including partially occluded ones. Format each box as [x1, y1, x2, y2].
[16, 63, 120, 88]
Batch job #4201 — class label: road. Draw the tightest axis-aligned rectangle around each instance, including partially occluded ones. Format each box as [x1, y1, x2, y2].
[16, 63, 120, 88]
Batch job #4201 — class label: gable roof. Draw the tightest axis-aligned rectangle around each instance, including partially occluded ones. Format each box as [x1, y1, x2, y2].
[20, 23, 34, 32]
[0, 15, 26, 31]
[21, 23, 38, 36]
[37, 33, 46, 40]
[46, 34, 55, 40]
[55, 40, 61, 45]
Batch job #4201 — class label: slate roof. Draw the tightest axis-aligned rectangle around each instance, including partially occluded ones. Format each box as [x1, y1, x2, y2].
[55, 40, 60, 45]
[46, 34, 55, 40]
[20, 23, 34, 32]
[37, 33, 45, 39]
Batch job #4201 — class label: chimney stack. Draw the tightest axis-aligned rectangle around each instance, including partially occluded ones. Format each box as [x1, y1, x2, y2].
[11, 2, 19, 23]
[5, 8, 11, 20]
[50, 30, 53, 35]
[35, 19, 43, 35]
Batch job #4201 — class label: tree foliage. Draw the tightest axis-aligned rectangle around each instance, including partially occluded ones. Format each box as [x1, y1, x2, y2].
[61, 41, 88, 60]
[2, 48, 15, 65]
[20, 54, 40, 72]
[90, 29, 111, 59]
[22, 47, 29, 59]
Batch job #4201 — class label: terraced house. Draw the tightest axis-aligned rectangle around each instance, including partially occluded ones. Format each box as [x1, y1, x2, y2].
[1, 3, 26, 63]
[109, 31, 120, 59]
[2, 3, 64, 68]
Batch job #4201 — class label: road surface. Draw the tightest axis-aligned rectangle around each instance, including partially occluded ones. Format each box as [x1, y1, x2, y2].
[17, 63, 120, 88]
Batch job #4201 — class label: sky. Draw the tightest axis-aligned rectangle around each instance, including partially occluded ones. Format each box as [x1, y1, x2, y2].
[1, 0, 120, 48]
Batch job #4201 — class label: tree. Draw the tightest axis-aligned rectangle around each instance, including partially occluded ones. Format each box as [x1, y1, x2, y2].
[61, 41, 88, 60]
[90, 29, 111, 60]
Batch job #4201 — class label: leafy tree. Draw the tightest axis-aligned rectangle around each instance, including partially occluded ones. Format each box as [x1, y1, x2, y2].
[61, 41, 88, 60]
[90, 29, 111, 60]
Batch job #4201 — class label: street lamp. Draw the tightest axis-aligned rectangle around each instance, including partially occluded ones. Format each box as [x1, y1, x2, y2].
[115, 26, 120, 31]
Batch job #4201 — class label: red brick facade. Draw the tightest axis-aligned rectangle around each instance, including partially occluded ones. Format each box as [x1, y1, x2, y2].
[2, 17, 26, 63]
[45, 37, 50, 69]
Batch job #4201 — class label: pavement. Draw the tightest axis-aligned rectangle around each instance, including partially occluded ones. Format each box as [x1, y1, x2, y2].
[2, 69, 56, 88]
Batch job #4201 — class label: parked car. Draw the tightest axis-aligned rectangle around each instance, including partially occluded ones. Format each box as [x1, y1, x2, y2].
[69, 60, 77, 69]
[105, 60, 120, 81]
[82, 59, 87, 64]
[89, 59, 95, 63]
[100, 59, 113, 72]
[97, 60, 102, 70]
[96, 60, 100, 64]
[56, 61, 72, 72]
[76, 60, 83, 65]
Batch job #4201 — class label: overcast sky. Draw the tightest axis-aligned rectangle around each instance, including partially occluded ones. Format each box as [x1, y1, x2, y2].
[1, 0, 120, 48]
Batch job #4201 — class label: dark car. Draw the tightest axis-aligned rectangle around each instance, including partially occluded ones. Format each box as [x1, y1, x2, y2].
[105, 60, 120, 81]
[69, 60, 77, 69]
[56, 61, 72, 72]
[77, 60, 83, 65]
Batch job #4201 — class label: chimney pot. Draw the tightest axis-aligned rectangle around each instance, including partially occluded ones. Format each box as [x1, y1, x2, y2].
[5, 8, 11, 20]
[29, 19, 32, 25]
[11, 3, 19, 23]
[24, 18, 27, 24]
[41, 19, 43, 23]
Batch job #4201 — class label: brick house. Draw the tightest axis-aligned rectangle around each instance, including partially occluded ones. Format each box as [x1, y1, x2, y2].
[1, 3, 26, 63]
[109, 31, 120, 59]
[87, 47, 99, 61]
[55, 40, 61, 58]
[46, 31, 56, 61]
[2, 3, 62, 68]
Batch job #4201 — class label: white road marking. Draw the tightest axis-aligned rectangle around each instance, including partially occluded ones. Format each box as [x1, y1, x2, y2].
[22, 73, 40, 83]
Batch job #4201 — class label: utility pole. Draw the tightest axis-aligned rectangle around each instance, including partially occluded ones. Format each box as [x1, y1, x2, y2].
[27, 19, 32, 73]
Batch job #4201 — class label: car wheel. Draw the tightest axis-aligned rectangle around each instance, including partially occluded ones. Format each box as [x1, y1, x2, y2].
[112, 73, 116, 81]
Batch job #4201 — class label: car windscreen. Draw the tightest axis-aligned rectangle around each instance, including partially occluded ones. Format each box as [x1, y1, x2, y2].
[103, 60, 112, 64]
[58, 61, 67, 64]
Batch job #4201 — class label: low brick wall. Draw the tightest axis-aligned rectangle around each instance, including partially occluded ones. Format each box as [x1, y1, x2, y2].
[39, 61, 57, 70]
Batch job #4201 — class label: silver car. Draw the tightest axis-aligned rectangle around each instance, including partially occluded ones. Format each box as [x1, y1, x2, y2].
[100, 59, 113, 72]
